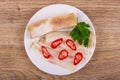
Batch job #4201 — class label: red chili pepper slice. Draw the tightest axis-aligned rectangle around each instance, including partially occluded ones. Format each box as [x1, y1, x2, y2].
[41, 46, 51, 59]
[51, 38, 63, 49]
[66, 39, 76, 50]
[58, 49, 68, 60]
[73, 52, 83, 65]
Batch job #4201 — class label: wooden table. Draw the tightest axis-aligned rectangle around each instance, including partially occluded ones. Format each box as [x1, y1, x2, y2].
[0, 0, 120, 80]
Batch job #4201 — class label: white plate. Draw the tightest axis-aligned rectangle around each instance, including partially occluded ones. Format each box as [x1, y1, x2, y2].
[24, 4, 96, 75]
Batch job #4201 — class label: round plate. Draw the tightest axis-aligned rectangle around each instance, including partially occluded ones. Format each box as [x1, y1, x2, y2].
[24, 4, 96, 75]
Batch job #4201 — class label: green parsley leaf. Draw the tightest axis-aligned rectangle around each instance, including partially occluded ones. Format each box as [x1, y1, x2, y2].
[70, 22, 91, 47]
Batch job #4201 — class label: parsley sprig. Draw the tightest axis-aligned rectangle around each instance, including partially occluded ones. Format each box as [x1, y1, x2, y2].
[70, 22, 90, 47]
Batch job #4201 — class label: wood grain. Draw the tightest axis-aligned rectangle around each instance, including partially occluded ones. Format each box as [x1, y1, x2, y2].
[0, 0, 120, 80]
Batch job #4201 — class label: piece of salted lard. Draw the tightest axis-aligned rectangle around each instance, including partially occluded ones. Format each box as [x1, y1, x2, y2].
[28, 13, 77, 38]
[31, 31, 95, 71]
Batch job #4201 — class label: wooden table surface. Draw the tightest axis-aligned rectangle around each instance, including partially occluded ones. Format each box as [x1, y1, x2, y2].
[0, 0, 120, 80]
